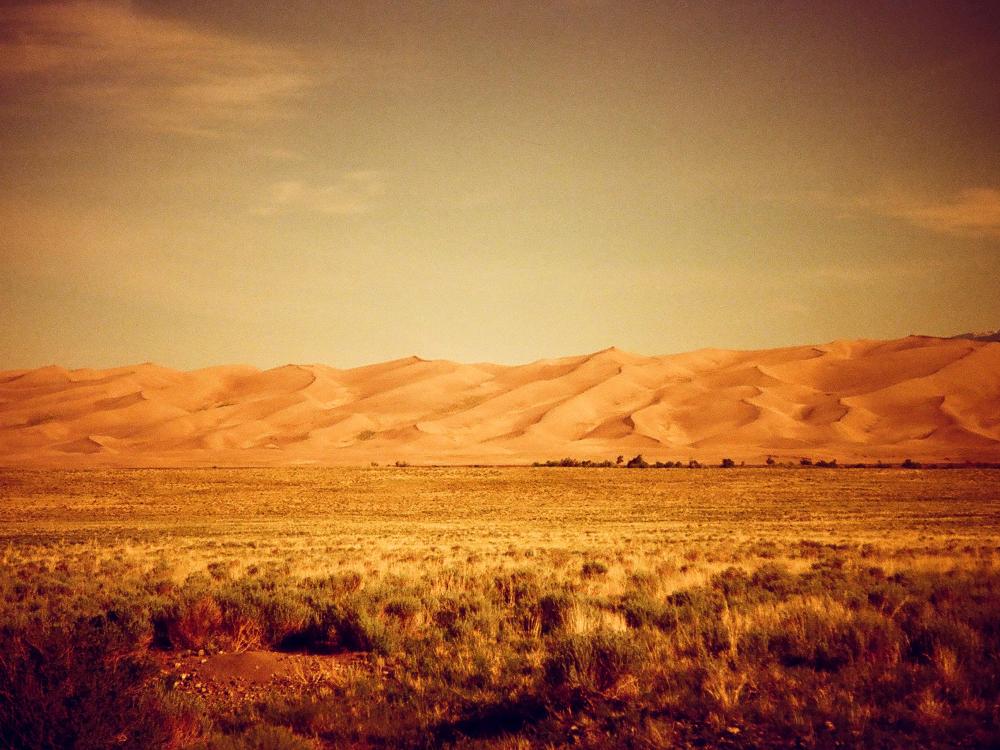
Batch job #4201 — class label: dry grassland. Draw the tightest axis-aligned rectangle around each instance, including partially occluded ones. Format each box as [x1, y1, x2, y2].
[1, 467, 998, 749]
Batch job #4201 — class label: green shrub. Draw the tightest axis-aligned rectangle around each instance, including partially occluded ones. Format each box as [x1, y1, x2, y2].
[538, 591, 575, 635]
[618, 591, 674, 631]
[750, 562, 798, 598]
[580, 560, 608, 579]
[384, 596, 421, 626]
[158, 594, 223, 650]
[332, 605, 395, 654]
[193, 724, 313, 750]
[0, 614, 173, 750]
[494, 570, 541, 632]
[766, 608, 898, 672]
[544, 631, 642, 692]
[259, 595, 311, 646]
[432, 593, 486, 641]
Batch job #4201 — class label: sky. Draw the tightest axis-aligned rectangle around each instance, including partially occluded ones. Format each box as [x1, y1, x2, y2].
[1, 0, 998, 370]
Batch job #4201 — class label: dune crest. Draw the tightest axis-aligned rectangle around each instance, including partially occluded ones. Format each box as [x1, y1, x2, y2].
[1, 336, 998, 466]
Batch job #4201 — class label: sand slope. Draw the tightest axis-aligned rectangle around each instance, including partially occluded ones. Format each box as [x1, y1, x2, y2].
[1, 336, 998, 466]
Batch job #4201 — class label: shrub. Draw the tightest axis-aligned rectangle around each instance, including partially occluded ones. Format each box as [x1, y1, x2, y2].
[626, 454, 649, 469]
[494, 570, 541, 631]
[765, 606, 897, 672]
[539, 592, 575, 635]
[618, 591, 670, 630]
[720, 458, 736, 468]
[432, 593, 485, 642]
[581, 560, 609, 579]
[384, 596, 421, 626]
[0, 614, 173, 750]
[159, 594, 223, 650]
[207, 561, 235, 581]
[544, 631, 642, 692]
[194, 724, 313, 750]
[710, 566, 751, 600]
[259, 595, 311, 646]
[750, 563, 797, 598]
[333, 605, 395, 654]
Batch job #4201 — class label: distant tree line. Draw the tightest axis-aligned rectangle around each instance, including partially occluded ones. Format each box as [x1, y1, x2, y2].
[531, 456, 1000, 469]
[533, 455, 709, 469]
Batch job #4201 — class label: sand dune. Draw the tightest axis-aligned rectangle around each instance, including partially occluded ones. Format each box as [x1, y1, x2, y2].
[1, 335, 998, 466]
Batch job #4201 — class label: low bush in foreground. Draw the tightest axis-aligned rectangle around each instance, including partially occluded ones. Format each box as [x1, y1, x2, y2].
[2, 551, 1000, 748]
[0, 613, 176, 750]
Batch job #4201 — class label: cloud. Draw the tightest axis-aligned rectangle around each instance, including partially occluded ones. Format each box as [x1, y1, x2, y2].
[857, 187, 1000, 239]
[0, 0, 315, 137]
[256, 172, 385, 216]
[808, 258, 944, 286]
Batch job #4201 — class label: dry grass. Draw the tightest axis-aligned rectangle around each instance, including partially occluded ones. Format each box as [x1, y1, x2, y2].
[1, 467, 998, 748]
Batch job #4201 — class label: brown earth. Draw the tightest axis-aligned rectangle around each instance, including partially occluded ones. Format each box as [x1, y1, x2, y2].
[164, 650, 363, 713]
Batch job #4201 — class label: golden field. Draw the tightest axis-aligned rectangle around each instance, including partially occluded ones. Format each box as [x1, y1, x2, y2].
[2, 467, 999, 749]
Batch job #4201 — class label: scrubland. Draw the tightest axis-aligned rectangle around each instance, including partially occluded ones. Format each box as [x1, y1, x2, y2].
[1, 467, 998, 749]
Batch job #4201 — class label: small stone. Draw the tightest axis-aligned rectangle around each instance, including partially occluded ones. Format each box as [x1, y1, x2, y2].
[179, 673, 189, 680]
[200, 658, 208, 664]
[726, 726, 741, 735]
[197, 649, 205, 656]
[824, 721, 836, 731]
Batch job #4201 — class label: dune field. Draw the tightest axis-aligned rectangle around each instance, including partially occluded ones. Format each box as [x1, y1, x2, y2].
[2, 335, 999, 466]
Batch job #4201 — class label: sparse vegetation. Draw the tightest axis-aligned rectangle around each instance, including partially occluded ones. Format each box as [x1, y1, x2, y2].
[1, 467, 999, 748]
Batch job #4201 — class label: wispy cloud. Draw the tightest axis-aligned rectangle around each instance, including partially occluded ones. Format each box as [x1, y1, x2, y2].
[858, 187, 1000, 239]
[256, 172, 385, 216]
[766, 185, 1000, 239]
[807, 258, 944, 287]
[0, 0, 315, 137]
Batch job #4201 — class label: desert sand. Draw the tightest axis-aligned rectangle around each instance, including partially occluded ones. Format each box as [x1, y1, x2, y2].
[1, 335, 998, 466]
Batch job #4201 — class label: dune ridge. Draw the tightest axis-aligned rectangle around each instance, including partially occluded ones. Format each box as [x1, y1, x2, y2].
[2, 335, 999, 466]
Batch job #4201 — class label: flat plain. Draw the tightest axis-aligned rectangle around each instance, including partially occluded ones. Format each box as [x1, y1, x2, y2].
[2, 467, 999, 748]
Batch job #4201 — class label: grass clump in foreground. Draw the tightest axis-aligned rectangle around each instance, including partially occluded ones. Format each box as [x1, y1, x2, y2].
[4, 555, 1000, 748]
[1, 466, 999, 748]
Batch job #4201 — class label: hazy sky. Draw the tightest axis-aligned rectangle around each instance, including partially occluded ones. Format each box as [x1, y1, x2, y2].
[2, 0, 999, 370]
